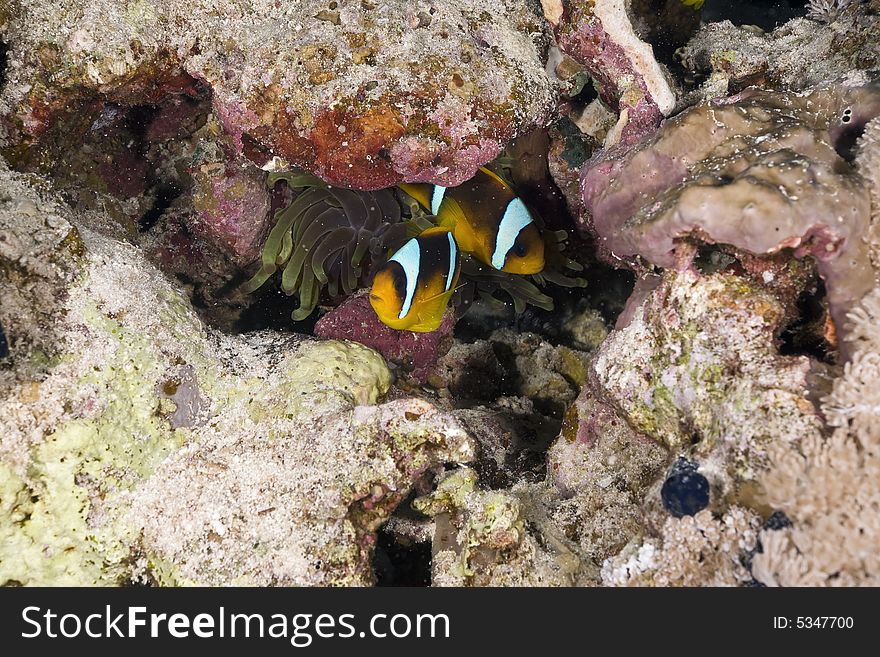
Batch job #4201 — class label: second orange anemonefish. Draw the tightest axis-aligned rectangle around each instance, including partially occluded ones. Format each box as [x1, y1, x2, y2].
[399, 167, 545, 275]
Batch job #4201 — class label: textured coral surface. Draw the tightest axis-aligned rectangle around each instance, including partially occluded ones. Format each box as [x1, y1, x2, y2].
[3, 0, 880, 589]
[1, 0, 556, 189]
[0, 164, 473, 585]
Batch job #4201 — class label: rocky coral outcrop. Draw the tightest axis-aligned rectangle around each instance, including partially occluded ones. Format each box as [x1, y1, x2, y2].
[679, 11, 880, 101]
[586, 269, 823, 492]
[551, 0, 677, 146]
[1, 0, 557, 189]
[0, 164, 474, 585]
[414, 468, 588, 586]
[580, 80, 880, 344]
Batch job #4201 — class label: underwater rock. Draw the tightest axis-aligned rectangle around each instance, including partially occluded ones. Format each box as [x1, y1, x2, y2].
[679, 11, 880, 101]
[1, 0, 557, 190]
[580, 80, 880, 345]
[189, 146, 271, 266]
[0, 165, 474, 585]
[586, 269, 824, 496]
[132, 394, 472, 586]
[548, 392, 668, 563]
[313, 290, 455, 385]
[0, 163, 84, 363]
[552, 0, 677, 146]
[452, 396, 563, 488]
[414, 468, 587, 586]
[434, 329, 590, 415]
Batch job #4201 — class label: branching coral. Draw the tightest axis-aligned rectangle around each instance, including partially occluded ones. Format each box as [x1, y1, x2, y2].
[807, 0, 856, 23]
[242, 171, 409, 320]
[752, 287, 880, 586]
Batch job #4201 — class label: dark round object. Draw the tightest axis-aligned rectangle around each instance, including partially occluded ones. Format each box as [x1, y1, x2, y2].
[763, 510, 792, 531]
[0, 322, 8, 359]
[661, 458, 710, 518]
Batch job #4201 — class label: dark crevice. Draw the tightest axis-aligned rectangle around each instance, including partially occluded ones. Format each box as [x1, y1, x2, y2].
[137, 183, 182, 232]
[832, 119, 867, 163]
[233, 284, 322, 334]
[0, 41, 8, 91]
[373, 529, 432, 587]
[0, 322, 8, 359]
[778, 278, 834, 363]
[702, 0, 808, 30]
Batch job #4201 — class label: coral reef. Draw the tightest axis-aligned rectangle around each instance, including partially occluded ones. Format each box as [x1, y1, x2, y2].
[3, 0, 880, 590]
[588, 269, 823, 489]
[414, 468, 588, 586]
[601, 508, 760, 586]
[552, 0, 677, 146]
[580, 80, 880, 344]
[0, 164, 473, 585]
[1, 0, 557, 189]
[751, 287, 880, 586]
[678, 12, 880, 100]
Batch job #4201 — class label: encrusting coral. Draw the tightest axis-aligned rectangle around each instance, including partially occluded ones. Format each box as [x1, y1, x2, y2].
[580, 80, 880, 347]
[0, 162, 475, 585]
[677, 8, 880, 101]
[414, 468, 589, 586]
[600, 508, 760, 586]
[551, 0, 678, 146]
[0, 0, 557, 189]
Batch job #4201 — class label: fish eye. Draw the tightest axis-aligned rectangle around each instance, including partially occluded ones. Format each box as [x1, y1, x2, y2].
[514, 243, 527, 258]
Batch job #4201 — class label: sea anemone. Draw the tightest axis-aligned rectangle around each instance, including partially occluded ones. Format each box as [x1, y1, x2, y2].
[242, 170, 409, 320]
[246, 169, 586, 322]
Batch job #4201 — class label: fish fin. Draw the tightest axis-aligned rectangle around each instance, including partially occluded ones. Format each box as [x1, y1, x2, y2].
[418, 225, 453, 238]
[437, 197, 480, 254]
[478, 166, 513, 191]
[398, 183, 433, 211]
[409, 289, 455, 332]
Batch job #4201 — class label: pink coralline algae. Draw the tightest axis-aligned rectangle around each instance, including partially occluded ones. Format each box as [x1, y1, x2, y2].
[314, 291, 455, 384]
[552, 0, 677, 146]
[579, 81, 880, 347]
[1, 0, 557, 190]
[190, 158, 271, 265]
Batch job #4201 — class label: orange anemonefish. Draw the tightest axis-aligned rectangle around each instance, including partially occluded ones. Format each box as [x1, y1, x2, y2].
[399, 167, 545, 275]
[369, 226, 461, 332]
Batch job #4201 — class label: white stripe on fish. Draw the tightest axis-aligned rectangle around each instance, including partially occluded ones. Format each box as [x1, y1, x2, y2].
[389, 238, 420, 319]
[491, 197, 532, 270]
